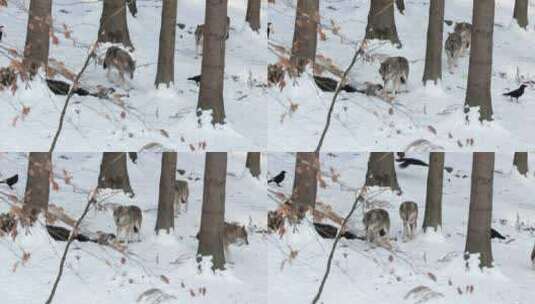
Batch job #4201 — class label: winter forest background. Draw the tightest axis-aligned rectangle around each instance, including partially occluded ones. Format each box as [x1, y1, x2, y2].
[1, 0, 535, 304]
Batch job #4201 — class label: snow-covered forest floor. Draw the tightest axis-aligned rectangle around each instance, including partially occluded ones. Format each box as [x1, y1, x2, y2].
[0, 153, 534, 303]
[0, 152, 269, 303]
[0, 0, 268, 151]
[268, 0, 535, 151]
[267, 152, 535, 303]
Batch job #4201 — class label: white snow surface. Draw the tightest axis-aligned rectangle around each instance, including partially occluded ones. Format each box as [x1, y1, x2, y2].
[0, 152, 534, 303]
[268, 0, 535, 151]
[0, 0, 268, 151]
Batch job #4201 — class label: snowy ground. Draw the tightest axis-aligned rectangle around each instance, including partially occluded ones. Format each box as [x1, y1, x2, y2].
[0, 0, 268, 151]
[268, 0, 535, 151]
[1, 153, 534, 303]
[267, 152, 535, 303]
[0, 153, 269, 303]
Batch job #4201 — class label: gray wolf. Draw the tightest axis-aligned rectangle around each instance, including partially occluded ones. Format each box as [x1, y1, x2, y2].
[363, 208, 390, 245]
[112, 205, 142, 243]
[379, 56, 409, 96]
[174, 180, 189, 214]
[103, 46, 135, 83]
[195, 17, 230, 55]
[399, 201, 418, 241]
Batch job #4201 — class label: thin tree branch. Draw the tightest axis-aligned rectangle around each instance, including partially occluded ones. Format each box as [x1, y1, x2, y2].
[311, 186, 367, 304]
[49, 43, 96, 152]
[44, 195, 96, 304]
[315, 47, 363, 152]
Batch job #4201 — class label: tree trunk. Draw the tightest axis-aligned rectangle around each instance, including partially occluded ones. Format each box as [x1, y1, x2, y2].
[513, 0, 528, 29]
[155, 152, 177, 233]
[364, 0, 401, 47]
[365, 152, 401, 192]
[97, 152, 134, 196]
[245, 152, 261, 178]
[23, 0, 52, 77]
[197, 152, 227, 270]
[197, 0, 228, 125]
[97, 0, 133, 48]
[422, 0, 444, 85]
[155, 0, 177, 87]
[23, 152, 52, 224]
[423, 152, 444, 232]
[290, 0, 319, 73]
[291, 152, 319, 218]
[464, 0, 495, 122]
[465, 152, 494, 268]
[513, 152, 528, 176]
[246, 0, 261, 32]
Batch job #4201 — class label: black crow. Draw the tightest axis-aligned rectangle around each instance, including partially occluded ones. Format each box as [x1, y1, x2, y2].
[268, 170, 286, 186]
[396, 155, 453, 173]
[503, 84, 527, 102]
[126, 0, 137, 17]
[0, 25, 4, 42]
[0, 174, 18, 189]
[128, 152, 138, 164]
[490, 228, 506, 240]
[187, 75, 201, 85]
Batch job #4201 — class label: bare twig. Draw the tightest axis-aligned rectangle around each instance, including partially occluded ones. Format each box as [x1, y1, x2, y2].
[315, 47, 363, 152]
[44, 195, 96, 304]
[49, 43, 97, 152]
[311, 186, 367, 304]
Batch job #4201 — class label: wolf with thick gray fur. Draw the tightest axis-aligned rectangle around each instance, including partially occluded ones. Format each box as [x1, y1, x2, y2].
[112, 205, 142, 243]
[379, 56, 409, 96]
[454, 22, 472, 54]
[363, 208, 390, 245]
[195, 17, 230, 55]
[103, 46, 135, 83]
[174, 180, 189, 214]
[445, 31, 463, 72]
[223, 222, 248, 258]
[399, 201, 418, 241]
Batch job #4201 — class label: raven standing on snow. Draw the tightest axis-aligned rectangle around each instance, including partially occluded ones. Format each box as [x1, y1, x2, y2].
[503, 84, 527, 102]
[0, 174, 18, 189]
[268, 171, 286, 186]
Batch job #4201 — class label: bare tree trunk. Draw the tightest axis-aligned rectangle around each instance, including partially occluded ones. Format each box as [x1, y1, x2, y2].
[245, 152, 261, 178]
[365, 152, 401, 192]
[155, 152, 177, 233]
[155, 0, 177, 87]
[246, 0, 261, 32]
[97, 152, 134, 196]
[290, 0, 319, 73]
[364, 0, 401, 47]
[465, 152, 494, 268]
[291, 152, 319, 218]
[197, 152, 227, 270]
[513, 0, 528, 29]
[97, 0, 133, 48]
[513, 152, 528, 176]
[465, 0, 495, 122]
[423, 152, 444, 232]
[23, 152, 52, 224]
[197, 0, 228, 125]
[23, 0, 52, 77]
[422, 0, 444, 84]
